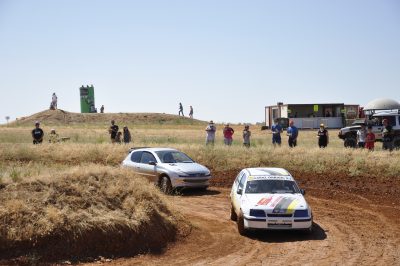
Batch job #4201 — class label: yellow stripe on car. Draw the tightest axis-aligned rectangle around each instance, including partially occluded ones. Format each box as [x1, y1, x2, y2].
[286, 199, 300, 214]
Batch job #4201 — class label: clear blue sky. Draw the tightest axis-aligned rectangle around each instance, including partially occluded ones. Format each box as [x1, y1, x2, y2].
[1, 0, 399, 123]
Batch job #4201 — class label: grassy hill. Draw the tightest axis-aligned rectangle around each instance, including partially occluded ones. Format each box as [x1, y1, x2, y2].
[9, 109, 206, 127]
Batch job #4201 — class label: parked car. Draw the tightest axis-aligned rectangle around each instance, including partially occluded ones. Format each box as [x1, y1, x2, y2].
[338, 110, 400, 148]
[230, 167, 313, 235]
[122, 147, 211, 194]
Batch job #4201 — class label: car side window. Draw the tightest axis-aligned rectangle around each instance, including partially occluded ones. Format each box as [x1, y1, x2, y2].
[131, 151, 143, 163]
[140, 152, 157, 164]
[234, 172, 243, 184]
[238, 173, 246, 189]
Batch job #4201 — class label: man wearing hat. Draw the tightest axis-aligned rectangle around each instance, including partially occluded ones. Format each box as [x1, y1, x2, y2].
[356, 124, 367, 148]
[317, 123, 329, 148]
[48, 128, 59, 143]
[242, 125, 251, 148]
[223, 123, 235, 146]
[205, 120, 216, 146]
[382, 119, 394, 151]
[109, 120, 119, 143]
[31, 121, 44, 144]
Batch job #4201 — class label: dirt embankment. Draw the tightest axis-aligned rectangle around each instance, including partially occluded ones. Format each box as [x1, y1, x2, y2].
[0, 166, 188, 264]
[9, 109, 205, 126]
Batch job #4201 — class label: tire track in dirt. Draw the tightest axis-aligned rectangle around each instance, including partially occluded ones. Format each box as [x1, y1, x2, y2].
[91, 188, 400, 266]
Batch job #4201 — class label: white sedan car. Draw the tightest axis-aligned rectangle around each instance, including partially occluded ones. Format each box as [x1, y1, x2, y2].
[230, 167, 313, 235]
[122, 147, 211, 194]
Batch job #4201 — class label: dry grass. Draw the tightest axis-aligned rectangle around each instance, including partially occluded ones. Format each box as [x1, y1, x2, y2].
[0, 141, 399, 184]
[0, 112, 399, 262]
[0, 166, 185, 262]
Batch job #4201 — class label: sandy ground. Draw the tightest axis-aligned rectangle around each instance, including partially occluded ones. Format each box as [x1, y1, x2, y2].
[94, 183, 400, 266]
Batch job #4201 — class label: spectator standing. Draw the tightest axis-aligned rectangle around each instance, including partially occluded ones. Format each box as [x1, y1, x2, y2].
[205, 120, 216, 146]
[286, 120, 298, 147]
[243, 125, 251, 148]
[32, 121, 44, 144]
[115, 132, 122, 144]
[382, 119, 394, 151]
[123, 126, 132, 144]
[109, 120, 119, 143]
[356, 124, 367, 148]
[271, 119, 282, 147]
[179, 103, 184, 116]
[317, 123, 329, 148]
[189, 106, 193, 119]
[365, 126, 375, 150]
[223, 123, 234, 146]
[51, 93, 58, 110]
[100, 105, 104, 113]
[48, 129, 59, 143]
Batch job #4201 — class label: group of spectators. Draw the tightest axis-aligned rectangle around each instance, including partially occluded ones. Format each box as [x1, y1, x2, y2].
[31, 121, 60, 144]
[31, 117, 395, 152]
[271, 119, 299, 147]
[205, 121, 251, 148]
[108, 120, 131, 144]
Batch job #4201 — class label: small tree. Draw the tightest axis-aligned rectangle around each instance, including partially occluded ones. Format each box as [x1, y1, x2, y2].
[5, 116, 10, 125]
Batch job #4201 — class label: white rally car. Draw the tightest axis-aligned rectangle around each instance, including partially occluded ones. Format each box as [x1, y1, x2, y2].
[230, 167, 313, 235]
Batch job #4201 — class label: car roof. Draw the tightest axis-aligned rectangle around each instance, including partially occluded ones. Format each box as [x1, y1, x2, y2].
[245, 167, 292, 177]
[372, 111, 399, 117]
[129, 147, 178, 153]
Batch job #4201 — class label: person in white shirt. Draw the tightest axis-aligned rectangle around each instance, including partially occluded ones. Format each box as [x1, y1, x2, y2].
[356, 124, 367, 148]
[205, 120, 216, 145]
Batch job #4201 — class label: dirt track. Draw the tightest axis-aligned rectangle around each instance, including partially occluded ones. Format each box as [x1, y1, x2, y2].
[102, 184, 400, 266]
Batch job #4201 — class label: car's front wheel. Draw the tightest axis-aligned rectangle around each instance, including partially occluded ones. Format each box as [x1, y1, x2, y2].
[344, 136, 357, 148]
[160, 176, 173, 194]
[237, 211, 247, 236]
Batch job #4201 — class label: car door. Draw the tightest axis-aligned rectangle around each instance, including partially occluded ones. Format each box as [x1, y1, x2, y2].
[125, 151, 143, 173]
[138, 151, 158, 182]
[232, 172, 247, 213]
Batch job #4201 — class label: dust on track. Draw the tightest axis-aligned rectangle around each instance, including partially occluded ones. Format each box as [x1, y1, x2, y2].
[99, 184, 400, 266]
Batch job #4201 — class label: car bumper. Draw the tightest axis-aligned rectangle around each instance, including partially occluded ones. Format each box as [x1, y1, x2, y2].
[172, 176, 211, 188]
[243, 215, 312, 230]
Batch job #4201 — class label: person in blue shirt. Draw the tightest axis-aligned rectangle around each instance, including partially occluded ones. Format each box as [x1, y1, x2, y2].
[286, 120, 298, 147]
[271, 119, 282, 147]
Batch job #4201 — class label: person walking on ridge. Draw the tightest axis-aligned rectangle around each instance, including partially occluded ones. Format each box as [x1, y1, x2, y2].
[179, 103, 184, 116]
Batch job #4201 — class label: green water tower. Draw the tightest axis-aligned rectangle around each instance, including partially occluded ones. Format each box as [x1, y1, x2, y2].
[80, 85, 96, 113]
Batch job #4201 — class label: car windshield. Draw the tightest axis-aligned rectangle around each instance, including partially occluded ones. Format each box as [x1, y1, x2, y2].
[155, 150, 194, 163]
[245, 180, 300, 194]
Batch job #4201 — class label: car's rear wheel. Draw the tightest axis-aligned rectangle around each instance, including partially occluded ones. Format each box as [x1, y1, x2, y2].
[161, 176, 172, 194]
[230, 205, 237, 221]
[237, 211, 247, 236]
[344, 136, 357, 148]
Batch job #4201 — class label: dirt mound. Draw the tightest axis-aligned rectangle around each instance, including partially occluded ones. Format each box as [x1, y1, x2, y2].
[0, 166, 187, 263]
[11, 109, 205, 126]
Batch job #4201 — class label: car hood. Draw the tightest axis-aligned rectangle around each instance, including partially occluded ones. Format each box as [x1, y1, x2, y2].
[242, 193, 308, 213]
[160, 162, 210, 175]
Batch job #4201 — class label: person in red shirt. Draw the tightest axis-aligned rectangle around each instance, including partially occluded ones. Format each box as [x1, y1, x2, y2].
[223, 123, 234, 146]
[365, 126, 375, 150]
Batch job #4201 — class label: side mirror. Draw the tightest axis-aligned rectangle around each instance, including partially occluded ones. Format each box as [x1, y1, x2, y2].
[237, 187, 243, 195]
[148, 161, 157, 166]
[300, 189, 306, 195]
